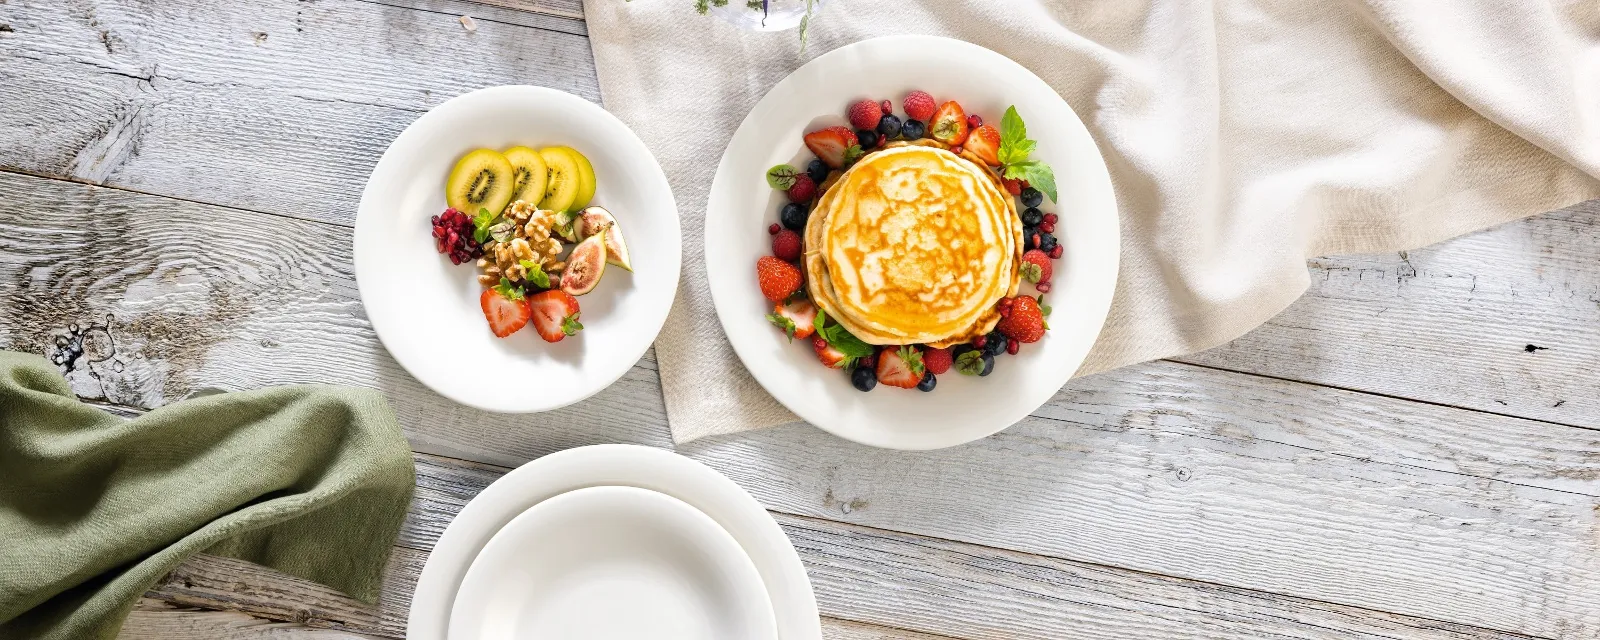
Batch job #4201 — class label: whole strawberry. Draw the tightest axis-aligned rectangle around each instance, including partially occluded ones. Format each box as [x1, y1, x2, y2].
[786, 174, 817, 202]
[757, 255, 803, 302]
[902, 90, 937, 122]
[921, 346, 953, 375]
[996, 296, 1047, 343]
[771, 229, 803, 262]
[847, 100, 884, 131]
[1019, 249, 1052, 284]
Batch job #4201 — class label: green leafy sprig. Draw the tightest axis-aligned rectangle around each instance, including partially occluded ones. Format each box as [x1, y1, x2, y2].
[998, 106, 1058, 203]
[813, 308, 873, 368]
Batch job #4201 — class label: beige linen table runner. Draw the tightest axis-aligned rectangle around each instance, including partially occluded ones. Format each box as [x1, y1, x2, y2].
[582, 0, 1600, 443]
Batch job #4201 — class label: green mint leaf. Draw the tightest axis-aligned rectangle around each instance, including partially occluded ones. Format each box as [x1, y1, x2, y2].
[814, 307, 828, 329]
[822, 325, 874, 358]
[956, 349, 986, 376]
[473, 207, 498, 244]
[1000, 106, 1026, 148]
[766, 312, 798, 340]
[561, 313, 583, 336]
[766, 164, 799, 190]
[1005, 161, 1058, 203]
[519, 260, 551, 289]
[492, 277, 524, 301]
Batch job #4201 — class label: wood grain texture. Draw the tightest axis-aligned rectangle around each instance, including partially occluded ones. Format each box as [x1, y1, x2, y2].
[0, 0, 598, 225]
[5, 171, 1599, 636]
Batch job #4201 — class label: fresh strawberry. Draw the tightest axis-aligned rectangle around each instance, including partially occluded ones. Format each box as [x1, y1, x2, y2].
[768, 300, 817, 340]
[875, 345, 925, 389]
[847, 100, 883, 130]
[771, 229, 802, 262]
[930, 101, 969, 146]
[922, 346, 953, 375]
[1019, 249, 1053, 283]
[527, 290, 583, 342]
[786, 174, 817, 202]
[480, 287, 531, 338]
[902, 90, 937, 122]
[804, 126, 859, 169]
[757, 255, 803, 302]
[996, 295, 1046, 343]
[965, 125, 1002, 166]
[813, 335, 851, 369]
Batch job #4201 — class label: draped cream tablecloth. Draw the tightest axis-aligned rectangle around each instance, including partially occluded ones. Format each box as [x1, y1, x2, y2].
[582, 0, 1600, 443]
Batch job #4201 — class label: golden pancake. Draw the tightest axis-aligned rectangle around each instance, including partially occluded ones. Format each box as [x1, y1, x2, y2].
[804, 140, 1021, 347]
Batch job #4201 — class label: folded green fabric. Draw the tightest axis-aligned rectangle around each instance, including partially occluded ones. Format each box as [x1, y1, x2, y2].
[0, 351, 416, 640]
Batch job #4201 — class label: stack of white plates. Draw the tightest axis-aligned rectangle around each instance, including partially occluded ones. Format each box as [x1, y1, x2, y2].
[408, 445, 821, 640]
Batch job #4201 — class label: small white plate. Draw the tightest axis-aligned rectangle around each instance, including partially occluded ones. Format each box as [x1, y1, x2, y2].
[355, 86, 682, 413]
[704, 35, 1120, 450]
[448, 486, 777, 640]
[409, 445, 821, 640]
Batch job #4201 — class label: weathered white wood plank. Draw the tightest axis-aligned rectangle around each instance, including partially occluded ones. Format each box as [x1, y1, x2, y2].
[1182, 199, 1600, 427]
[359, 0, 588, 35]
[5, 171, 1598, 636]
[0, 0, 598, 225]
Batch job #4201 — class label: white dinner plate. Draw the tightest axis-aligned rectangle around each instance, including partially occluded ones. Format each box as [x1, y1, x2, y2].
[409, 445, 821, 640]
[448, 486, 777, 640]
[355, 86, 682, 413]
[704, 35, 1120, 450]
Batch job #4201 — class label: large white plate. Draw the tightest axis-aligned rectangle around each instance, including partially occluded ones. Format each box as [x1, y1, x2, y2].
[448, 486, 777, 640]
[704, 35, 1119, 450]
[409, 445, 821, 640]
[355, 86, 681, 414]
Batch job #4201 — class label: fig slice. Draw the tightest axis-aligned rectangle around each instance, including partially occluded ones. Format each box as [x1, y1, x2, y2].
[579, 206, 632, 272]
[559, 228, 608, 296]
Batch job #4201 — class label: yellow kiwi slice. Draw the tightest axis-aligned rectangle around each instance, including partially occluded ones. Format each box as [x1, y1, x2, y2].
[446, 149, 515, 216]
[502, 146, 548, 206]
[547, 146, 597, 209]
[537, 147, 582, 213]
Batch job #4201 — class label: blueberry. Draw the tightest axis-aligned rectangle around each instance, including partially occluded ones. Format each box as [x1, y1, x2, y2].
[1021, 187, 1044, 208]
[900, 119, 925, 139]
[976, 353, 996, 376]
[856, 129, 878, 149]
[877, 114, 903, 139]
[851, 366, 878, 392]
[1021, 207, 1043, 226]
[806, 159, 830, 184]
[983, 331, 1008, 356]
[917, 373, 937, 392]
[780, 202, 810, 231]
[1039, 233, 1058, 253]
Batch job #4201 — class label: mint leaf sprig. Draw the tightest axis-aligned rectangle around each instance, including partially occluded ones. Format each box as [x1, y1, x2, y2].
[813, 308, 874, 369]
[998, 106, 1058, 203]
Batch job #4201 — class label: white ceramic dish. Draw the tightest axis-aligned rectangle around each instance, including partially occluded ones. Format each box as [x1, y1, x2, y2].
[704, 35, 1120, 450]
[355, 86, 681, 414]
[409, 445, 821, 640]
[448, 486, 777, 640]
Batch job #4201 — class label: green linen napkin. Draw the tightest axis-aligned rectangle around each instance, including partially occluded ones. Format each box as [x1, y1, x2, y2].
[0, 351, 415, 640]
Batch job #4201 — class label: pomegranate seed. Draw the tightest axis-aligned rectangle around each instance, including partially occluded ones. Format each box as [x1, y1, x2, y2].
[432, 226, 446, 238]
[1049, 246, 1063, 259]
[769, 223, 780, 235]
[997, 297, 1013, 310]
[435, 237, 447, 252]
[973, 336, 987, 349]
[880, 99, 893, 114]
[431, 215, 440, 225]
[449, 255, 462, 265]
[1040, 221, 1055, 234]
[967, 114, 983, 128]
[1037, 282, 1052, 293]
[1043, 213, 1058, 224]
[1006, 338, 1020, 355]
[952, 145, 964, 155]
[999, 305, 1011, 318]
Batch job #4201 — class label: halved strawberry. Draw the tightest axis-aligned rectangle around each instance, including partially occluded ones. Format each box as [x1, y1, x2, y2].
[930, 101, 969, 146]
[804, 126, 859, 169]
[768, 300, 817, 340]
[875, 345, 925, 389]
[528, 290, 583, 343]
[480, 287, 531, 338]
[965, 124, 1001, 166]
[813, 335, 852, 369]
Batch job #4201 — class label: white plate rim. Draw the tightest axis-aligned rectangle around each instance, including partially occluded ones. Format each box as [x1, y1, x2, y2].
[354, 85, 683, 414]
[408, 444, 821, 640]
[447, 485, 776, 640]
[703, 35, 1121, 450]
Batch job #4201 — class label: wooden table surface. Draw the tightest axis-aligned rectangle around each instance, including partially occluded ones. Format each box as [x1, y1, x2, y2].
[3, 1, 1599, 638]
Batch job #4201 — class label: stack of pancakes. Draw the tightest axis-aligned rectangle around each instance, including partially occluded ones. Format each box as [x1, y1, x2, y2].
[804, 139, 1022, 348]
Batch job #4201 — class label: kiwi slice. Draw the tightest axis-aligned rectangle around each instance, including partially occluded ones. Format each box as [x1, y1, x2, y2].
[446, 149, 515, 216]
[502, 146, 548, 206]
[548, 146, 597, 209]
[537, 147, 582, 212]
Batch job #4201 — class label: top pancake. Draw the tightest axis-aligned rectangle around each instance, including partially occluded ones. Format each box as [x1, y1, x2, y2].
[804, 141, 1021, 346]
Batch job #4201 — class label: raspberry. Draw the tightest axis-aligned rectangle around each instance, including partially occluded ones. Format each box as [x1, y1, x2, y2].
[771, 229, 802, 262]
[1043, 213, 1058, 224]
[847, 100, 883, 131]
[1002, 178, 1023, 195]
[922, 347, 953, 375]
[902, 90, 936, 122]
[786, 174, 817, 202]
